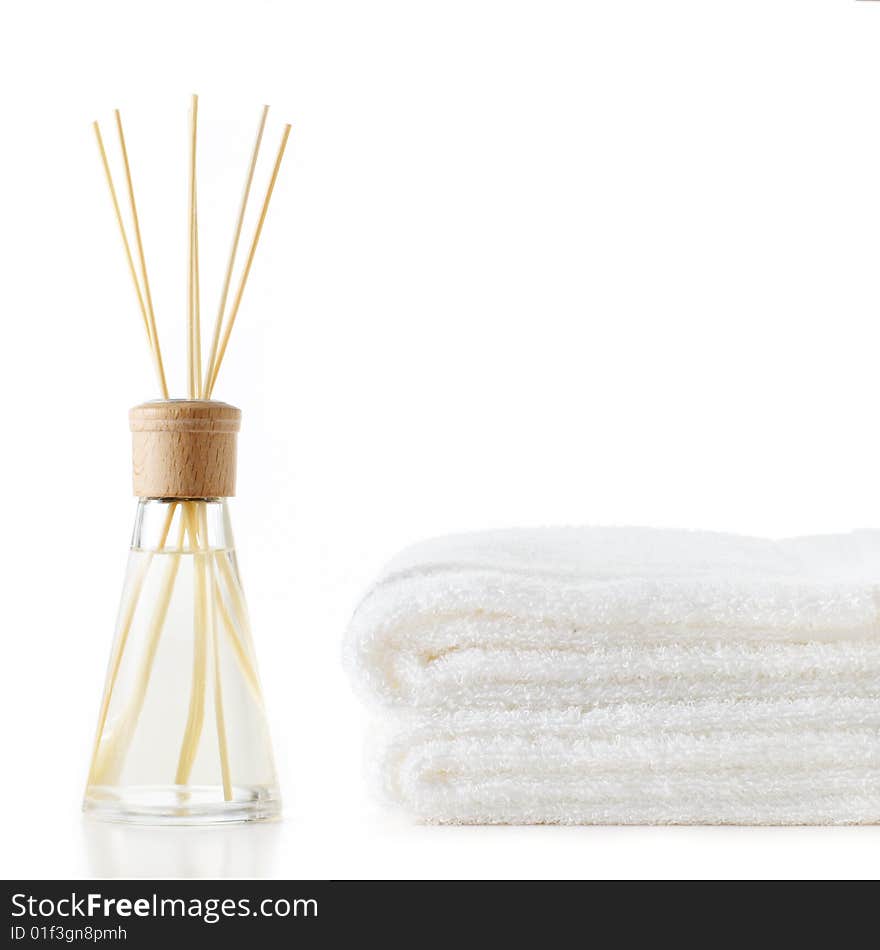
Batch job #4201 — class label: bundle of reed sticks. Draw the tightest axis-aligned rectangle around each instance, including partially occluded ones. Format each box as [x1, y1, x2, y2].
[86, 96, 289, 805]
[93, 95, 289, 401]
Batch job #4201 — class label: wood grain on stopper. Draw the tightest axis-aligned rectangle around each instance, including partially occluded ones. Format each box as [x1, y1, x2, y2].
[130, 400, 241, 498]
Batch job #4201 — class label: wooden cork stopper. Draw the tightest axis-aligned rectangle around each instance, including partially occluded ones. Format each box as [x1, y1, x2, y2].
[130, 400, 241, 499]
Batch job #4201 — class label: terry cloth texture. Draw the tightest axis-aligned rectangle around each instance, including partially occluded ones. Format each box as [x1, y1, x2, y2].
[345, 527, 880, 824]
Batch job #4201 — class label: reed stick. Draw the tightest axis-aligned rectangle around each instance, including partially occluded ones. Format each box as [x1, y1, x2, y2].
[114, 110, 169, 398]
[193, 192, 202, 398]
[213, 552, 277, 785]
[212, 554, 264, 704]
[93, 122, 169, 397]
[90, 510, 186, 785]
[186, 95, 199, 398]
[214, 550, 255, 654]
[87, 552, 151, 784]
[206, 124, 292, 396]
[87, 503, 178, 784]
[210, 557, 233, 801]
[175, 502, 208, 785]
[203, 105, 269, 396]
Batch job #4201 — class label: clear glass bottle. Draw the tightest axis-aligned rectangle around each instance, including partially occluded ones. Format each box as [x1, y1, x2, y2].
[83, 402, 280, 824]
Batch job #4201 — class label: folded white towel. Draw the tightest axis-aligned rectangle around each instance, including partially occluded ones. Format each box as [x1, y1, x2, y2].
[345, 527, 880, 824]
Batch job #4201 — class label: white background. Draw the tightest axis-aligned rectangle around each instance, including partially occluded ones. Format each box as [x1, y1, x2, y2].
[2, 0, 880, 880]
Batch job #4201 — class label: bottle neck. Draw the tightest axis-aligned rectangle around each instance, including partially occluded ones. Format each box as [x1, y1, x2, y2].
[131, 498, 234, 553]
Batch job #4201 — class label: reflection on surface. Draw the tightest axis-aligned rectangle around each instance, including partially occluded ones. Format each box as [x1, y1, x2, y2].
[83, 817, 281, 878]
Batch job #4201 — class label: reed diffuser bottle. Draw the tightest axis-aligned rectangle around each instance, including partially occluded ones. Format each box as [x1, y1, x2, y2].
[84, 96, 289, 823]
[85, 402, 280, 823]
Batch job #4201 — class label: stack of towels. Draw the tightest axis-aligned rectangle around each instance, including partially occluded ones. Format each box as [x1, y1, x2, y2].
[345, 527, 880, 824]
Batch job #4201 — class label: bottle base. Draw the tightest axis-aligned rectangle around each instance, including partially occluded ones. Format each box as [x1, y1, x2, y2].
[83, 784, 281, 825]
